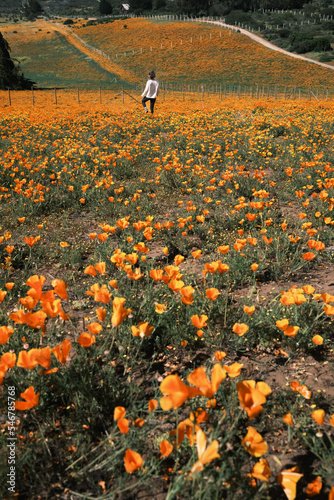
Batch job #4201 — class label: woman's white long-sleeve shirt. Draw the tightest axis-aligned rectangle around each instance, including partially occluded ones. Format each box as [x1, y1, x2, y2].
[141, 79, 159, 98]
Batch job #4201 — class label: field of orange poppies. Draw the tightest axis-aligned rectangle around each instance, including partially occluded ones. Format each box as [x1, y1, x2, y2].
[1, 84, 334, 499]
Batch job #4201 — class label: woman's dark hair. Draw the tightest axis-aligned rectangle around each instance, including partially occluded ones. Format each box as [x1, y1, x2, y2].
[149, 71, 155, 79]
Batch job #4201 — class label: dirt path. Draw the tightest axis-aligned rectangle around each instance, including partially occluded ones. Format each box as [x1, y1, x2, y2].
[202, 19, 334, 71]
[38, 19, 137, 83]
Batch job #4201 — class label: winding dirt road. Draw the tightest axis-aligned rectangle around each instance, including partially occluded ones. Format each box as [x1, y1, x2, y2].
[202, 19, 334, 72]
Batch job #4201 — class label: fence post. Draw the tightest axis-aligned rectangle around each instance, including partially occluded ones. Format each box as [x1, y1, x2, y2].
[8, 88, 11, 106]
[31, 86, 34, 105]
[54, 88, 57, 105]
[77, 88, 80, 104]
[122, 86, 124, 103]
[99, 87, 102, 104]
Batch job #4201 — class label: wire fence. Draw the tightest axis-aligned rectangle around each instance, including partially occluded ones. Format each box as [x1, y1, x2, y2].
[0, 84, 332, 108]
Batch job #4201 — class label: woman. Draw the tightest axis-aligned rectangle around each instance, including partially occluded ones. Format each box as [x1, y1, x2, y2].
[141, 71, 159, 115]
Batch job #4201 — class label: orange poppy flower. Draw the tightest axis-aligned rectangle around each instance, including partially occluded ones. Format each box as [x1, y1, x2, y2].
[174, 255, 185, 266]
[168, 279, 185, 292]
[180, 286, 195, 305]
[224, 362, 244, 378]
[126, 253, 138, 266]
[0, 325, 14, 344]
[51, 279, 68, 300]
[302, 252, 316, 261]
[87, 322, 103, 335]
[212, 348, 226, 361]
[250, 458, 271, 482]
[111, 297, 132, 327]
[134, 418, 145, 427]
[303, 285, 315, 295]
[160, 440, 173, 458]
[26, 274, 45, 299]
[276, 319, 289, 331]
[24, 236, 40, 247]
[160, 374, 201, 411]
[94, 262, 106, 274]
[34, 347, 52, 369]
[78, 332, 95, 347]
[232, 323, 249, 336]
[131, 322, 154, 338]
[15, 386, 39, 410]
[245, 213, 257, 222]
[206, 288, 220, 300]
[96, 307, 106, 322]
[17, 349, 40, 370]
[187, 364, 226, 399]
[306, 476, 322, 497]
[204, 261, 220, 274]
[124, 449, 143, 473]
[262, 236, 273, 245]
[150, 269, 164, 281]
[52, 339, 71, 364]
[117, 418, 129, 434]
[5, 282, 14, 290]
[114, 406, 126, 421]
[290, 381, 311, 399]
[97, 233, 109, 243]
[282, 413, 294, 426]
[133, 242, 149, 253]
[148, 399, 158, 412]
[155, 303, 167, 314]
[243, 305, 255, 315]
[312, 335, 323, 345]
[218, 260, 230, 274]
[324, 304, 334, 316]
[236, 380, 270, 419]
[192, 250, 202, 259]
[311, 409, 325, 425]
[1, 352, 16, 369]
[190, 429, 220, 473]
[321, 293, 334, 304]
[191, 314, 208, 329]
[284, 326, 299, 338]
[242, 427, 268, 457]
[84, 265, 97, 276]
[218, 245, 229, 254]
[277, 466, 303, 500]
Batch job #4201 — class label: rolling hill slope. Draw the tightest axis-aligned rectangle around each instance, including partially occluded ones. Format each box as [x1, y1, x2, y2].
[3, 17, 334, 92]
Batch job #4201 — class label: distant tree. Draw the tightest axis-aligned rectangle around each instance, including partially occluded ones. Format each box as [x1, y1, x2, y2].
[176, 0, 212, 15]
[22, 0, 43, 18]
[130, 0, 153, 11]
[0, 32, 35, 89]
[99, 0, 113, 15]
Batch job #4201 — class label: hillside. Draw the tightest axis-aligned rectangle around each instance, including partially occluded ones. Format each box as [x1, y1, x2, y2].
[2, 17, 334, 91]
